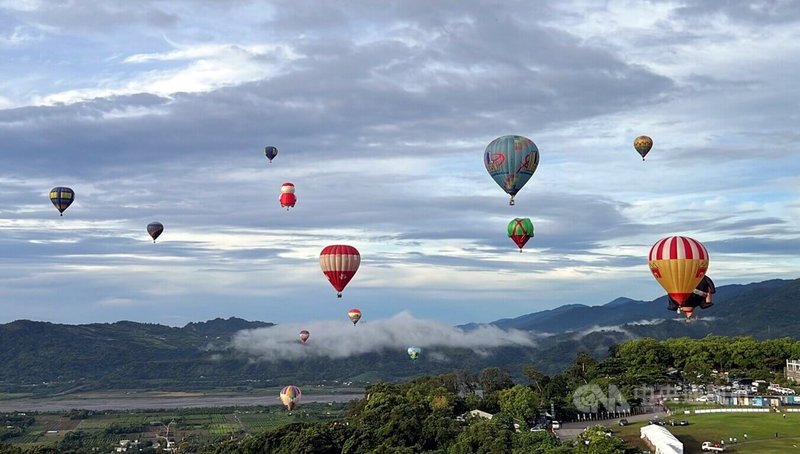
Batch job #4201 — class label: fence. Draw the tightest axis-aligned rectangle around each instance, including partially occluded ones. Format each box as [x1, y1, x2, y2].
[694, 408, 770, 414]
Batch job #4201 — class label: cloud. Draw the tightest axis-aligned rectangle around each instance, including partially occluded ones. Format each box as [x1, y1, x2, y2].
[230, 312, 535, 361]
[97, 297, 135, 307]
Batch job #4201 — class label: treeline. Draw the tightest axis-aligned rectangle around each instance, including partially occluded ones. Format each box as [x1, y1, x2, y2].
[204, 372, 633, 454]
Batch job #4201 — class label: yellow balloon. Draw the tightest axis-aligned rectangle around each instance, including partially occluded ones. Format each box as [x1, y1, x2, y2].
[648, 236, 709, 309]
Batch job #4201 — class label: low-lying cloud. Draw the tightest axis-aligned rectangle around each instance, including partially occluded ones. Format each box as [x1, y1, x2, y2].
[230, 312, 535, 361]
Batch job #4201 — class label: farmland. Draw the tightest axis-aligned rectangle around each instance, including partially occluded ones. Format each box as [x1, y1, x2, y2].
[1, 403, 347, 452]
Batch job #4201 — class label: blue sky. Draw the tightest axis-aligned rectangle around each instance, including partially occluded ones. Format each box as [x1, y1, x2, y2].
[1, 0, 799, 326]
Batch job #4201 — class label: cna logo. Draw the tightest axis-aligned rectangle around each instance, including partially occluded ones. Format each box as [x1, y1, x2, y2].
[572, 384, 631, 413]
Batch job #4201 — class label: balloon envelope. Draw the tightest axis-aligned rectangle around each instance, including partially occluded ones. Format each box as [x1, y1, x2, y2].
[280, 182, 296, 209]
[348, 308, 362, 325]
[633, 136, 653, 160]
[147, 222, 164, 242]
[407, 347, 421, 361]
[49, 187, 74, 216]
[265, 146, 278, 163]
[648, 236, 709, 309]
[299, 330, 310, 343]
[484, 135, 539, 205]
[507, 218, 534, 251]
[280, 385, 301, 410]
[320, 245, 361, 297]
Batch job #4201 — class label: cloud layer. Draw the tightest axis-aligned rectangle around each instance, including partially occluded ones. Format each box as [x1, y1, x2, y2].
[0, 1, 799, 325]
[231, 312, 535, 361]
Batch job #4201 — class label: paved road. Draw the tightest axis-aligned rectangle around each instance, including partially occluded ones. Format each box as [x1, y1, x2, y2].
[555, 410, 667, 440]
[0, 394, 363, 412]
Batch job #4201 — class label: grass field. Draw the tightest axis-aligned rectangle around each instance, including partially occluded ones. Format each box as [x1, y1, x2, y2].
[615, 411, 800, 453]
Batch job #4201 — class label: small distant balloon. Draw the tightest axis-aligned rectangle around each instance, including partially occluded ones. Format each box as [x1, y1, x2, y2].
[147, 222, 164, 243]
[348, 308, 362, 326]
[484, 135, 539, 206]
[265, 146, 278, 163]
[280, 182, 296, 210]
[299, 330, 310, 344]
[280, 385, 301, 411]
[507, 218, 534, 252]
[633, 136, 653, 160]
[407, 346, 421, 361]
[49, 187, 74, 216]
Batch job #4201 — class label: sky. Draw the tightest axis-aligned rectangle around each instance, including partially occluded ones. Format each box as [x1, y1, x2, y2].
[1, 0, 799, 327]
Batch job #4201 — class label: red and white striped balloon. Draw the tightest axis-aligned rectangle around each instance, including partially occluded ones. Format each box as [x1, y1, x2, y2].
[648, 236, 709, 307]
[319, 245, 360, 297]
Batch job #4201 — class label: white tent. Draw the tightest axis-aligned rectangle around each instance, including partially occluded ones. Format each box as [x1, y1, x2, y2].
[640, 424, 683, 454]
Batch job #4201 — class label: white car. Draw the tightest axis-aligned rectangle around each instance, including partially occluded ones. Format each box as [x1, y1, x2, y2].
[701, 441, 725, 452]
[695, 396, 708, 402]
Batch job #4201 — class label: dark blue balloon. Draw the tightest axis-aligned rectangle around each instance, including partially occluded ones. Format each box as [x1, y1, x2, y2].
[265, 146, 278, 163]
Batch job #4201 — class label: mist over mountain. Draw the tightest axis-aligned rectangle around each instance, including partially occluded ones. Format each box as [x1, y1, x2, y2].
[1, 279, 798, 395]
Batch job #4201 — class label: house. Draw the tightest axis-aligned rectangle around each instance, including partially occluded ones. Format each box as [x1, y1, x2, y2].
[468, 409, 494, 420]
[786, 360, 800, 382]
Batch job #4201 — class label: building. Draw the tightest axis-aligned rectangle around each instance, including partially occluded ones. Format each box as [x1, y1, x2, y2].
[786, 360, 800, 382]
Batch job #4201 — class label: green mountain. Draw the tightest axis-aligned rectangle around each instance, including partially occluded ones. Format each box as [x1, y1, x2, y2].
[1, 279, 798, 395]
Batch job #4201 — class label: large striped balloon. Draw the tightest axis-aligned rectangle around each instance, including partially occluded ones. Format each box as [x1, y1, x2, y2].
[484, 135, 539, 205]
[320, 245, 361, 297]
[280, 385, 301, 411]
[648, 236, 709, 306]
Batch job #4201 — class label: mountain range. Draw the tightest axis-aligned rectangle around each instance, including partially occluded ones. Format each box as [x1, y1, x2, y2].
[1, 278, 798, 395]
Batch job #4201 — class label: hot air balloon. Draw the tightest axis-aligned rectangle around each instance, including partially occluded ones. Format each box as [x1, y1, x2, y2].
[407, 347, 421, 361]
[280, 385, 301, 411]
[320, 245, 361, 297]
[648, 236, 709, 319]
[49, 187, 74, 216]
[508, 218, 534, 252]
[633, 136, 653, 160]
[299, 330, 310, 344]
[265, 146, 278, 163]
[147, 222, 164, 243]
[348, 308, 362, 325]
[484, 135, 539, 206]
[280, 182, 296, 210]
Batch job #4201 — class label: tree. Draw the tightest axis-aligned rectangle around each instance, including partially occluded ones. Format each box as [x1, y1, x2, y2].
[498, 385, 540, 427]
[522, 364, 549, 394]
[571, 425, 632, 454]
[512, 430, 565, 454]
[479, 368, 514, 395]
[448, 418, 513, 454]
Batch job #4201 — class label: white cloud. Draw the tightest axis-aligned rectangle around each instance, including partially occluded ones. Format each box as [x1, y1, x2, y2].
[231, 312, 535, 361]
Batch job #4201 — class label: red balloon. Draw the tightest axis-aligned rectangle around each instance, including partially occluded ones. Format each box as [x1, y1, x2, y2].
[319, 245, 361, 297]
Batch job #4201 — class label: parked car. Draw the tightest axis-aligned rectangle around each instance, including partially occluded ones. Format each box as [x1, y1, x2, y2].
[551, 421, 561, 430]
[701, 441, 725, 452]
[618, 419, 629, 426]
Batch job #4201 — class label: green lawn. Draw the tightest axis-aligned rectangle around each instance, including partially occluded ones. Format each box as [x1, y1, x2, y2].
[615, 411, 800, 453]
